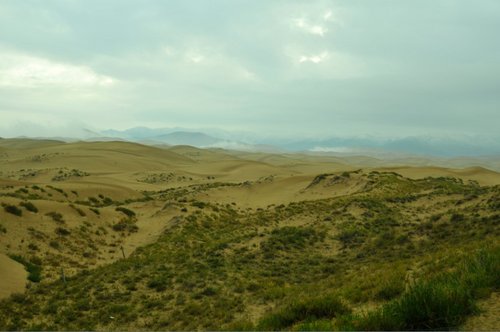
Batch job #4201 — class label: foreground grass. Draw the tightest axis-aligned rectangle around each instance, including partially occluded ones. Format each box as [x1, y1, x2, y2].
[287, 247, 499, 331]
[258, 294, 351, 330]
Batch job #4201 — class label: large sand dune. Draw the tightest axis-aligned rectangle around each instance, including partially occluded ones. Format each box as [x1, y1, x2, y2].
[0, 138, 499, 297]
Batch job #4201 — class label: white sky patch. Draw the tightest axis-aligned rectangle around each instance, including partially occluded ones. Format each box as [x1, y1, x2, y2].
[299, 52, 329, 64]
[163, 47, 174, 56]
[0, 53, 115, 88]
[323, 10, 333, 21]
[174, 46, 258, 82]
[285, 46, 366, 79]
[186, 53, 205, 63]
[292, 18, 327, 36]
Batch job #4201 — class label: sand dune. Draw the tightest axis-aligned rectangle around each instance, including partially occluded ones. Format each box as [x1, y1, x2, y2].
[376, 166, 500, 185]
[1, 138, 499, 298]
[0, 254, 26, 299]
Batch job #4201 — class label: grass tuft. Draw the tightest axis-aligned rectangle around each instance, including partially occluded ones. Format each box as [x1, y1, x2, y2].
[258, 294, 350, 330]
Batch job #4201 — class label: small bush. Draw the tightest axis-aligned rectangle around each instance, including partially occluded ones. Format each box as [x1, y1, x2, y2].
[450, 213, 465, 223]
[258, 294, 350, 330]
[112, 218, 138, 233]
[0, 224, 6, 234]
[45, 212, 64, 224]
[191, 201, 206, 209]
[55, 227, 71, 236]
[261, 226, 324, 257]
[20, 201, 38, 213]
[9, 255, 42, 283]
[3, 204, 22, 216]
[374, 279, 405, 301]
[337, 226, 366, 247]
[69, 204, 86, 217]
[115, 207, 136, 218]
[294, 319, 334, 331]
[49, 240, 60, 249]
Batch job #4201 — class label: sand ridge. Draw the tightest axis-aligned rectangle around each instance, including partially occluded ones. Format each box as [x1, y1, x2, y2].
[0, 254, 27, 299]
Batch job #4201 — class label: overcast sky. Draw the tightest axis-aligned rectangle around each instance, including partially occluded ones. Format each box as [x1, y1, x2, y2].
[0, 0, 499, 139]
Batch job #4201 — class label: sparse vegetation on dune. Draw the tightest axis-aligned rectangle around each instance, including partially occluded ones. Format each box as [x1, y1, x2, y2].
[2, 203, 22, 216]
[0, 171, 498, 331]
[0, 139, 499, 330]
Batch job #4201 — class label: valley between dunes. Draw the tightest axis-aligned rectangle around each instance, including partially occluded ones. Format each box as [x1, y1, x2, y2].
[0, 138, 498, 330]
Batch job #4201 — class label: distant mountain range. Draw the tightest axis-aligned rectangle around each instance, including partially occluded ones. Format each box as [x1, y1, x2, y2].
[5, 126, 498, 158]
[97, 127, 500, 158]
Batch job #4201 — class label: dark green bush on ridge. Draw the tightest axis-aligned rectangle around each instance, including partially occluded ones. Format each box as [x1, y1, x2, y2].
[9, 255, 42, 283]
[45, 211, 64, 224]
[115, 206, 136, 218]
[3, 204, 22, 216]
[20, 201, 38, 213]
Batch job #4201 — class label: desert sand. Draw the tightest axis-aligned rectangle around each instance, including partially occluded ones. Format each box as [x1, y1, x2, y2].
[0, 254, 27, 299]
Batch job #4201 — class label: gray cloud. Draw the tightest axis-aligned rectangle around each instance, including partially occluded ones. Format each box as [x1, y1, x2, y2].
[0, 0, 499, 140]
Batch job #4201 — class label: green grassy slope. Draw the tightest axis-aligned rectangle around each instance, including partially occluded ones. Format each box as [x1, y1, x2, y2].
[0, 171, 498, 330]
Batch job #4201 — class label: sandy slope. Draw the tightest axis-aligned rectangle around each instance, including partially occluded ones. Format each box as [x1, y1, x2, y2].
[0, 138, 499, 299]
[375, 166, 500, 185]
[0, 254, 27, 299]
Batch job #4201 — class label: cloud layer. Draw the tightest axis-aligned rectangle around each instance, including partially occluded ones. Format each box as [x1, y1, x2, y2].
[0, 0, 499, 140]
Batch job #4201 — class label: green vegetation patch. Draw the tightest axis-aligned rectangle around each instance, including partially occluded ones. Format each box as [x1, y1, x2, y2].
[2, 204, 22, 216]
[45, 212, 64, 224]
[20, 201, 38, 213]
[115, 206, 136, 218]
[261, 226, 325, 256]
[112, 218, 139, 233]
[9, 254, 42, 283]
[258, 294, 351, 330]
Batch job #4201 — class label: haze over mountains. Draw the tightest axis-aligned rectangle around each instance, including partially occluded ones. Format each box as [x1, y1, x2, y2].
[5, 125, 499, 158]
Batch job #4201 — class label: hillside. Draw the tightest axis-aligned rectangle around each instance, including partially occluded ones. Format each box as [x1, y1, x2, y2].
[0, 139, 498, 330]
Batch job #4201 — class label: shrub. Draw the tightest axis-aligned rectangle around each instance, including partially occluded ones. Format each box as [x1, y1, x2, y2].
[450, 213, 465, 223]
[261, 226, 324, 256]
[112, 218, 138, 233]
[337, 226, 366, 247]
[9, 255, 42, 283]
[374, 279, 405, 301]
[258, 294, 350, 330]
[293, 319, 334, 331]
[49, 240, 60, 249]
[45, 212, 64, 224]
[55, 227, 71, 236]
[3, 204, 22, 216]
[115, 207, 136, 218]
[191, 201, 206, 209]
[20, 201, 38, 213]
[0, 224, 6, 234]
[69, 204, 86, 217]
